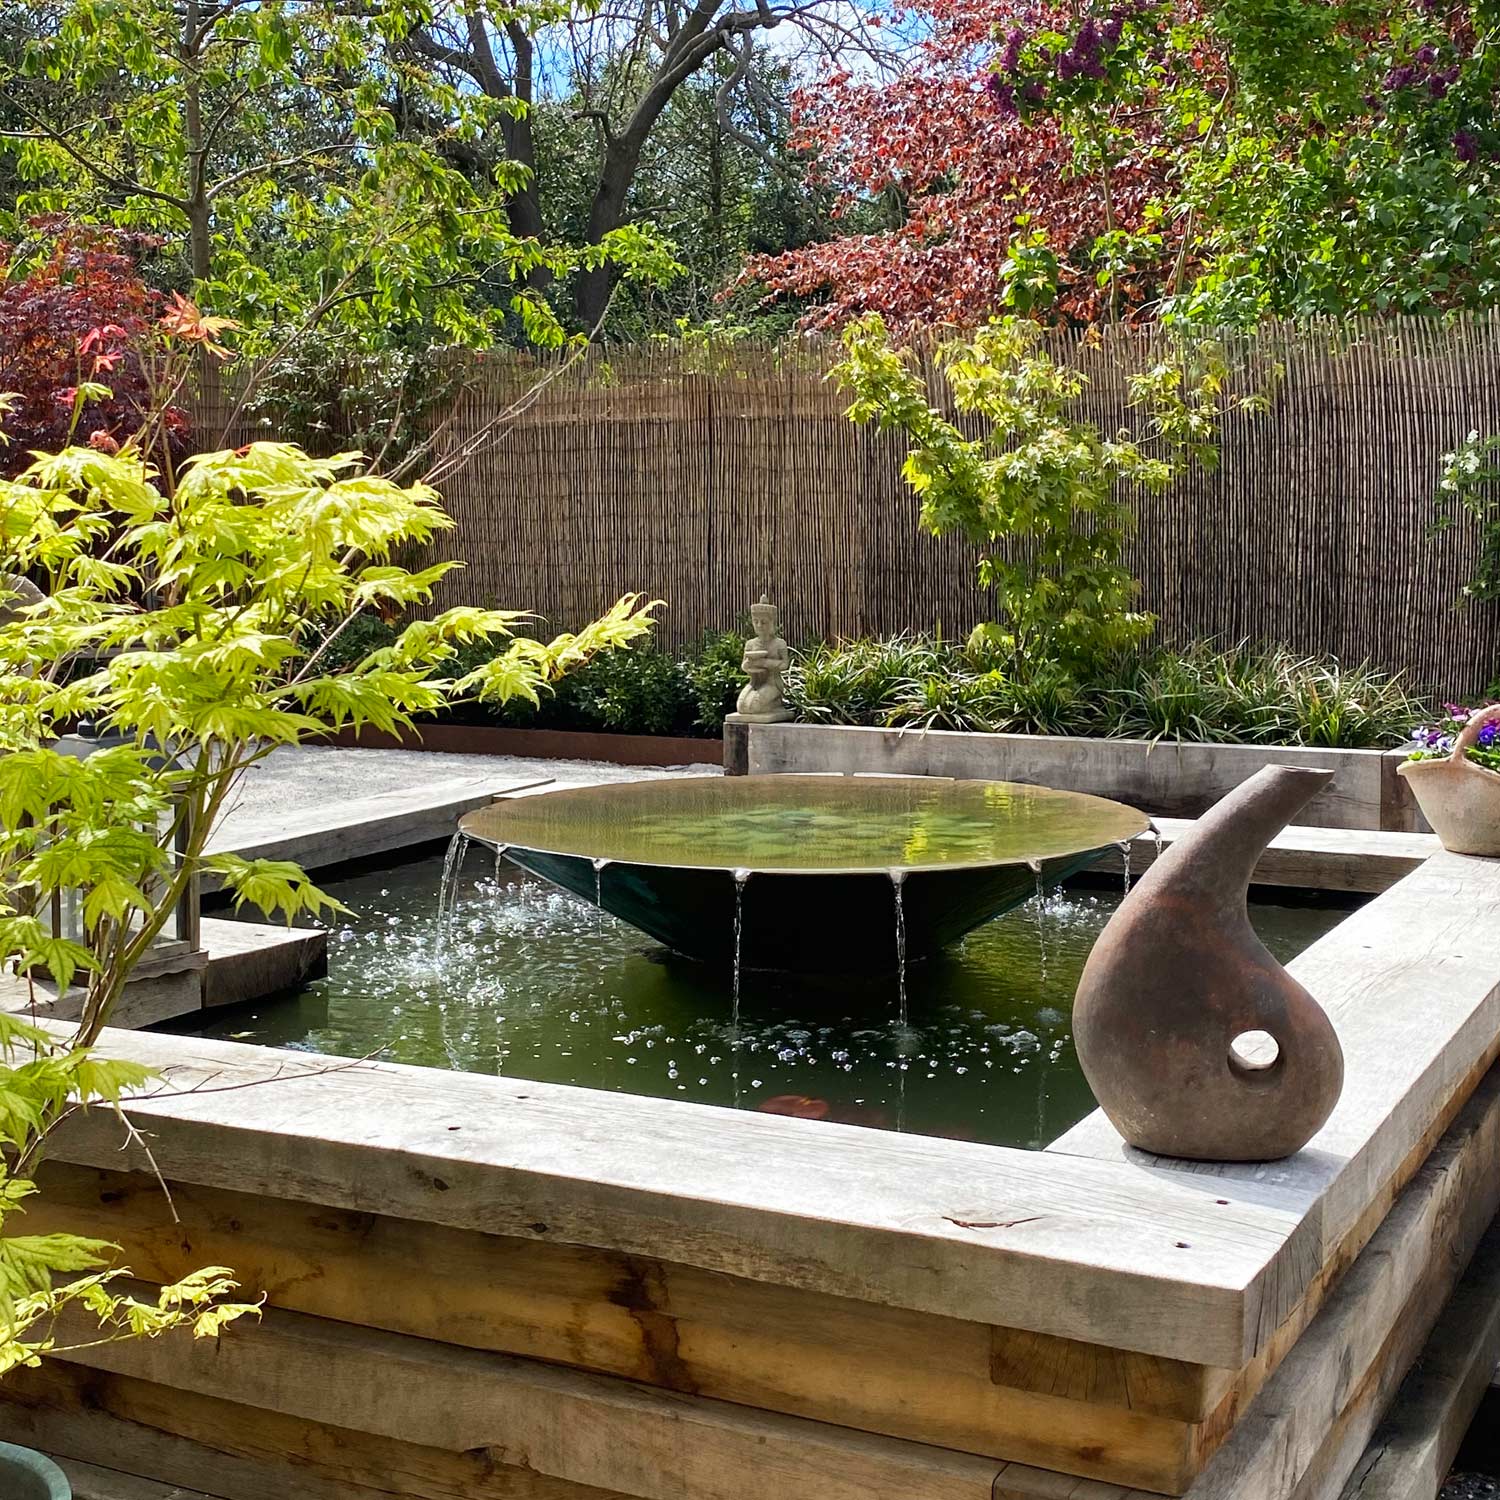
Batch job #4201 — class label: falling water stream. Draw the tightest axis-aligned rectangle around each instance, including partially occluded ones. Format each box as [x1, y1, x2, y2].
[1117, 839, 1134, 896]
[731, 869, 750, 1108]
[591, 858, 609, 932]
[1027, 858, 1048, 980]
[436, 833, 473, 951]
[889, 870, 909, 1029]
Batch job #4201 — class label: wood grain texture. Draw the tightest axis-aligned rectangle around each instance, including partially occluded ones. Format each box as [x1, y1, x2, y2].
[37, 1021, 1316, 1371]
[49, 1300, 1013, 1500]
[26, 1162, 1211, 1483]
[1335, 1222, 1500, 1500]
[16, 1066, 1500, 1500]
[0, 1361, 635, 1500]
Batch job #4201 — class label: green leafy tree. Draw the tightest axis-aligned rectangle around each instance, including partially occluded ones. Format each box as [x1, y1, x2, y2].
[834, 316, 1259, 670]
[0, 0, 679, 356]
[0, 333, 657, 1376]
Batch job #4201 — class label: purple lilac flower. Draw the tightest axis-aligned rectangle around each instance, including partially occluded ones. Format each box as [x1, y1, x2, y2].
[1455, 129, 1479, 162]
[1101, 13, 1124, 47]
[1000, 27, 1025, 74]
[1416, 43, 1437, 64]
[986, 75, 1019, 116]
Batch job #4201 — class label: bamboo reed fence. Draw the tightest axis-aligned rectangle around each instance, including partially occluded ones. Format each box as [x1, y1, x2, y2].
[222, 315, 1500, 695]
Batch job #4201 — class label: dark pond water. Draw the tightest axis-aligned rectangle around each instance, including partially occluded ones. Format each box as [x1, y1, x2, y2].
[189, 850, 1351, 1149]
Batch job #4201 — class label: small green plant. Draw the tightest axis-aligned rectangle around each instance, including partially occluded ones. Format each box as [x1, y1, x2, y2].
[833, 317, 1174, 672]
[680, 630, 749, 731]
[1435, 431, 1500, 604]
[1405, 702, 1500, 774]
[0, 435, 655, 1381]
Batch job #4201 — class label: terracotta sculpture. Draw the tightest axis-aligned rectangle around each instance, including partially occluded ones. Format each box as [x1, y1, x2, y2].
[1072, 765, 1344, 1162]
[728, 596, 792, 724]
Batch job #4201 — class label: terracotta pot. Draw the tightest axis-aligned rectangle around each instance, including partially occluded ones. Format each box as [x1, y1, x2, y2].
[1397, 704, 1500, 857]
[1073, 764, 1345, 1162]
[0, 1441, 70, 1499]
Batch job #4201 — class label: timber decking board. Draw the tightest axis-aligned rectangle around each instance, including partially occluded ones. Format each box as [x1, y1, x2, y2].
[30, 852, 1500, 1378]
[203, 774, 534, 880]
[1094, 818, 1437, 894]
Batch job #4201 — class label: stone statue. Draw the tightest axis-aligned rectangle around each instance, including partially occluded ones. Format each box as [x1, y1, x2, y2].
[727, 596, 792, 724]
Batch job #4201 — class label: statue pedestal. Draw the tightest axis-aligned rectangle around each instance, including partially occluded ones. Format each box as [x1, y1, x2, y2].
[726, 711, 793, 725]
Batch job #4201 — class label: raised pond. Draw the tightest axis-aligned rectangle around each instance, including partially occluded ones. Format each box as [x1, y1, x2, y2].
[191, 849, 1351, 1148]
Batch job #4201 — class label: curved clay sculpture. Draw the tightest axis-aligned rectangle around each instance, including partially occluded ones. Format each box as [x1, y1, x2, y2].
[1073, 765, 1344, 1162]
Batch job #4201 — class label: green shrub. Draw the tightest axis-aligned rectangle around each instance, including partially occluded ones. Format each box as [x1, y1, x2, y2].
[680, 630, 747, 731]
[789, 634, 945, 724]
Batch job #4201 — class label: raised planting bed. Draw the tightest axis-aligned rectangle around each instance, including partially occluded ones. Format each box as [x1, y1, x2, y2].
[327, 721, 722, 767]
[3, 848, 1498, 1500]
[726, 720, 1425, 833]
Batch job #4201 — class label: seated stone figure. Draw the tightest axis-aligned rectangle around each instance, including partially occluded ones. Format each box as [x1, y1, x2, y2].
[728, 596, 791, 724]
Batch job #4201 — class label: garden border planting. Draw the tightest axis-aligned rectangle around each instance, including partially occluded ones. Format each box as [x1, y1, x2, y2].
[0, 848, 1496, 1499]
[725, 720, 1425, 832]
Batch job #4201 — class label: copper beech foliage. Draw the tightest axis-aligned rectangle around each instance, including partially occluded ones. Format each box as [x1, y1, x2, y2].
[737, 0, 1187, 329]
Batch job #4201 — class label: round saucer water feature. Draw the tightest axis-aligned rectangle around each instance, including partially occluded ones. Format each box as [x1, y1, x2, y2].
[458, 775, 1149, 974]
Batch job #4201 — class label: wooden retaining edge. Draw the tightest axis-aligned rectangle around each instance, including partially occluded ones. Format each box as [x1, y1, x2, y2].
[9, 1063, 1500, 1500]
[729, 721, 1426, 832]
[1334, 1219, 1500, 1500]
[28, 854, 1500, 1373]
[1097, 818, 1438, 895]
[325, 722, 722, 768]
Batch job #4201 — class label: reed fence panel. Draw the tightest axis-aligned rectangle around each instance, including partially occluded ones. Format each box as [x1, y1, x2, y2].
[232, 317, 1500, 695]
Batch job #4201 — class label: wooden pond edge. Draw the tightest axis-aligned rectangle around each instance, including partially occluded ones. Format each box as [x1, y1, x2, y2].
[729, 721, 1425, 833]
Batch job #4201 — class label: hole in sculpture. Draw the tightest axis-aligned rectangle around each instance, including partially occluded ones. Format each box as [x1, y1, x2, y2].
[1228, 1029, 1281, 1079]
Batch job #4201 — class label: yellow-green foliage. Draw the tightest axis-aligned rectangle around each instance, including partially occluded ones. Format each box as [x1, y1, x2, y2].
[0, 439, 656, 1372]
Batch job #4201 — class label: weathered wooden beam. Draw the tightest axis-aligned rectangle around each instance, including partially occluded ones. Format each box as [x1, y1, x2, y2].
[16, 1064, 1500, 1500]
[738, 722, 1420, 831]
[1334, 1220, 1500, 1500]
[0, 1361, 632, 1500]
[35, 1019, 1317, 1373]
[1091, 818, 1437, 895]
[203, 774, 532, 881]
[199, 917, 326, 1010]
[27, 1162, 1214, 1487]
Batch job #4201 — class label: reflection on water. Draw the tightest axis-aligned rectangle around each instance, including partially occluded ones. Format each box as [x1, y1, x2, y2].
[187, 853, 1350, 1149]
[459, 774, 1149, 871]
